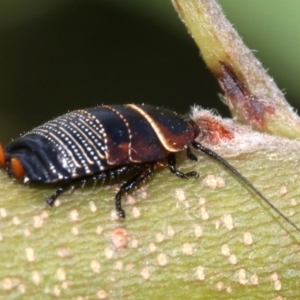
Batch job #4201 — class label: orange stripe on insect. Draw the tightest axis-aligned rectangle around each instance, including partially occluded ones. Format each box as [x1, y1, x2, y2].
[10, 157, 25, 181]
[0, 144, 6, 168]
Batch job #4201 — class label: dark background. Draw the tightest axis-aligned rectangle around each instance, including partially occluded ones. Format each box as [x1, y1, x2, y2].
[0, 0, 299, 144]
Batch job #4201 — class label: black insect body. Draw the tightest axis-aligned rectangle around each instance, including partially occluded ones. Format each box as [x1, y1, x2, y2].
[0, 104, 299, 233]
[0, 104, 198, 217]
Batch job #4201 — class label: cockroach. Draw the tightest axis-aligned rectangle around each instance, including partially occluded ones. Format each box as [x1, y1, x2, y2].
[0, 104, 299, 233]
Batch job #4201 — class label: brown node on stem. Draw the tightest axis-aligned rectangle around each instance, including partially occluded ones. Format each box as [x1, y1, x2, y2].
[217, 62, 275, 130]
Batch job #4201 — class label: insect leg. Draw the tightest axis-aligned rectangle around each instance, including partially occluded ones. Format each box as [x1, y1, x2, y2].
[115, 164, 155, 218]
[168, 153, 199, 179]
[46, 184, 73, 206]
[186, 146, 198, 162]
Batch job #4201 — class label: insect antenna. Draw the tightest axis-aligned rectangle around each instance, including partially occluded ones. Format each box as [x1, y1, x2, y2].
[192, 141, 300, 234]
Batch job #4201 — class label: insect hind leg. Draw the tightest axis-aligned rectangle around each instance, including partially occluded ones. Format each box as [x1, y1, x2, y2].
[46, 184, 73, 206]
[168, 153, 199, 179]
[46, 166, 135, 207]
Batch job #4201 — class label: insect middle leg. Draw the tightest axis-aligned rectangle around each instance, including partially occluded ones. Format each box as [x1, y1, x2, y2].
[115, 163, 155, 218]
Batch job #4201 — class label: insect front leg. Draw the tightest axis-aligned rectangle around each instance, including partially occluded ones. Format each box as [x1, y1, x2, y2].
[168, 153, 199, 179]
[186, 146, 198, 162]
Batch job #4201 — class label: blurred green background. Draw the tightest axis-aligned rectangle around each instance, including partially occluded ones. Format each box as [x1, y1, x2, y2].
[0, 0, 299, 144]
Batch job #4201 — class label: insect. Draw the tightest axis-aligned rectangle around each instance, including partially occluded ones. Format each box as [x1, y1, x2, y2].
[0, 104, 299, 233]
